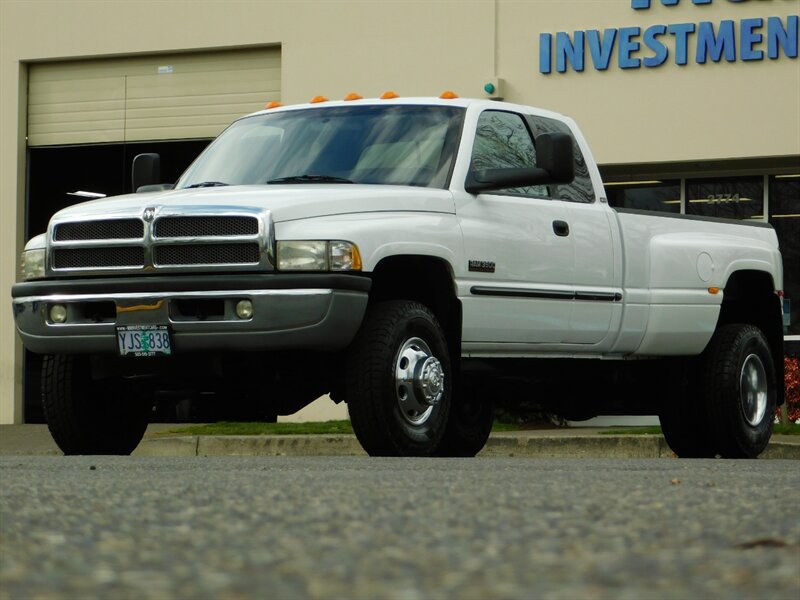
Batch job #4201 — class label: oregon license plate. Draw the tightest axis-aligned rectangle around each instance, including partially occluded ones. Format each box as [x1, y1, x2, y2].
[116, 325, 172, 357]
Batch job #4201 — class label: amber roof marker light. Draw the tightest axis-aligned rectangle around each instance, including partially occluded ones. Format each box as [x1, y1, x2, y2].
[344, 92, 363, 101]
[439, 91, 459, 99]
[264, 101, 283, 109]
[380, 91, 399, 99]
[310, 95, 329, 104]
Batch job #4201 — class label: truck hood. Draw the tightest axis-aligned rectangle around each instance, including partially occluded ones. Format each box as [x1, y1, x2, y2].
[49, 184, 456, 224]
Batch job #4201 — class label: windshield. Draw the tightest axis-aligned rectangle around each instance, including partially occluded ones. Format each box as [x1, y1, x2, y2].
[176, 105, 465, 190]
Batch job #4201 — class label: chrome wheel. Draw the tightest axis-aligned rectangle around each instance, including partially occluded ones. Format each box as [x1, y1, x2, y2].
[347, 301, 451, 456]
[395, 336, 444, 425]
[740, 353, 768, 426]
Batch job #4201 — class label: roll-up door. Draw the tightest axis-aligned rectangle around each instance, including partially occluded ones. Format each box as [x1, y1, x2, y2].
[28, 47, 281, 146]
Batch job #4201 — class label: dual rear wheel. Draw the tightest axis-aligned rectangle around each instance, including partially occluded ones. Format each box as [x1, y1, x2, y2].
[659, 323, 777, 458]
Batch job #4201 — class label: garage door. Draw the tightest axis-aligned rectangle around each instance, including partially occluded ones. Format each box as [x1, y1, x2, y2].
[28, 47, 281, 146]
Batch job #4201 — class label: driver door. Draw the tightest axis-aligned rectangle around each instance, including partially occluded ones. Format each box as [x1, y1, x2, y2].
[456, 110, 575, 346]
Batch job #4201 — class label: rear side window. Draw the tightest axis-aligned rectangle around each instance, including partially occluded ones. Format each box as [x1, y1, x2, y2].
[525, 115, 595, 204]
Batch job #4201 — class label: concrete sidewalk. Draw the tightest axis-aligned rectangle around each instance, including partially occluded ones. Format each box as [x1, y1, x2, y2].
[1, 424, 798, 459]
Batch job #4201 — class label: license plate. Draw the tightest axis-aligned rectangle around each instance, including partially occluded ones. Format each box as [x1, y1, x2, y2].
[116, 325, 172, 357]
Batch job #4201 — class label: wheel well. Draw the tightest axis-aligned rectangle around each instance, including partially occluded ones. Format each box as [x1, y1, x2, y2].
[369, 255, 462, 364]
[719, 269, 785, 403]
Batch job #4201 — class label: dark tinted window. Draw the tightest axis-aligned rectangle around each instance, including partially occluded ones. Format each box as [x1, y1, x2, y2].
[606, 181, 681, 213]
[686, 177, 764, 220]
[770, 175, 800, 335]
[470, 111, 548, 197]
[526, 115, 595, 203]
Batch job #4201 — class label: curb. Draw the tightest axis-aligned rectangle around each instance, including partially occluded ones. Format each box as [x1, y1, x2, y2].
[131, 434, 800, 459]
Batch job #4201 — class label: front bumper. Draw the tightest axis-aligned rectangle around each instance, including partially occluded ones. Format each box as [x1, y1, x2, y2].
[12, 274, 370, 355]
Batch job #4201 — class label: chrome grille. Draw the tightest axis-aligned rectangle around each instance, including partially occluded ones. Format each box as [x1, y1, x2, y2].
[52, 246, 145, 269]
[154, 243, 260, 266]
[48, 208, 272, 275]
[54, 219, 143, 241]
[154, 216, 258, 238]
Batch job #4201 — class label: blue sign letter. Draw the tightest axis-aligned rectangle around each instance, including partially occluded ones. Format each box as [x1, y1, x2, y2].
[540, 33, 553, 73]
[618, 27, 642, 68]
[668, 22, 696, 65]
[643, 25, 669, 67]
[768, 16, 799, 59]
[740, 18, 764, 61]
[632, 0, 711, 8]
[587, 29, 618, 71]
[556, 31, 586, 73]
[696, 20, 736, 64]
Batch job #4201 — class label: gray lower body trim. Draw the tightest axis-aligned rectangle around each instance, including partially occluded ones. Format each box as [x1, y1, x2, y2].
[14, 287, 368, 355]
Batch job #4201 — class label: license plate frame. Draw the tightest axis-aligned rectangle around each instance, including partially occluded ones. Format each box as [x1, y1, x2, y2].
[116, 325, 172, 357]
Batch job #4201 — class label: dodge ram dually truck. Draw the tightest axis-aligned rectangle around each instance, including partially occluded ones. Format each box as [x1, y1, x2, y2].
[13, 95, 785, 458]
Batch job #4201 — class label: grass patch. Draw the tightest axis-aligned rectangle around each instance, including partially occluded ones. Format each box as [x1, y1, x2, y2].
[162, 420, 355, 436]
[600, 423, 800, 436]
[491, 421, 523, 432]
[600, 427, 664, 436]
[162, 420, 525, 436]
[159, 420, 799, 437]
[774, 422, 800, 435]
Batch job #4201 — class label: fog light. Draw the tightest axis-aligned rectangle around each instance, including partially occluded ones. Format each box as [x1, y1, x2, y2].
[235, 299, 254, 320]
[49, 304, 68, 323]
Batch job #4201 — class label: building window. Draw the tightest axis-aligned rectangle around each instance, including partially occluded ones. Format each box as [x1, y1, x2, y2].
[605, 180, 680, 213]
[770, 174, 800, 335]
[686, 176, 764, 221]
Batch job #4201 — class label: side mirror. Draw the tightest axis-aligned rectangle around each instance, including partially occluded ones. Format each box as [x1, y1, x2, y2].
[465, 132, 575, 194]
[535, 132, 574, 184]
[132, 153, 172, 193]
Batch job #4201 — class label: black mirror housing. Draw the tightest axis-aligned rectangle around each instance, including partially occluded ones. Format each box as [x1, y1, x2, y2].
[465, 132, 575, 194]
[132, 153, 161, 192]
[535, 132, 574, 184]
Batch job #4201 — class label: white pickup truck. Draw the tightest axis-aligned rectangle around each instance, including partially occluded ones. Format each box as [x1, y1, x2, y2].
[13, 96, 785, 458]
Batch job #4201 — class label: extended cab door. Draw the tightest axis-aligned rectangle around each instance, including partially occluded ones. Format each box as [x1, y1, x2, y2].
[456, 109, 575, 345]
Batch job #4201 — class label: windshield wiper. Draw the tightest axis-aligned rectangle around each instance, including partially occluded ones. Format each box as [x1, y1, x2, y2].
[184, 181, 230, 189]
[267, 174, 353, 184]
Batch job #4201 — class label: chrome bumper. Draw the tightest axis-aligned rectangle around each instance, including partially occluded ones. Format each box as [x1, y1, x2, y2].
[12, 274, 370, 354]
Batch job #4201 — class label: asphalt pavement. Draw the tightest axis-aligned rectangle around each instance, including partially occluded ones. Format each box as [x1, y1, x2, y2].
[1, 456, 798, 599]
[1, 423, 798, 458]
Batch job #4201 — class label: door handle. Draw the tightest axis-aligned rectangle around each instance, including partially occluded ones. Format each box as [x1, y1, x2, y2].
[553, 220, 570, 237]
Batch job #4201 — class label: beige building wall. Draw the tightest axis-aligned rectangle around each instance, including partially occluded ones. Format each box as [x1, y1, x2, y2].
[1, 0, 798, 423]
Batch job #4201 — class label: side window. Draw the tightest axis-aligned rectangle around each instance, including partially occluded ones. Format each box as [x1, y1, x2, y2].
[471, 111, 548, 198]
[525, 115, 595, 203]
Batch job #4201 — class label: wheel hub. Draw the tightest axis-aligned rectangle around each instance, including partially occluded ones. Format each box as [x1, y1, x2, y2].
[415, 356, 444, 406]
[395, 337, 444, 425]
[740, 353, 767, 427]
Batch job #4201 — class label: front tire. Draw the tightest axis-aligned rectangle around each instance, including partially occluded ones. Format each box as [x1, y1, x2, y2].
[346, 301, 451, 456]
[42, 354, 151, 455]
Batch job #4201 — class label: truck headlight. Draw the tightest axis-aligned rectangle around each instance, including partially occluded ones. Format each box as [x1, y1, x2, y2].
[277, 240, 362, 271]
[20, 248, 46, 280]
